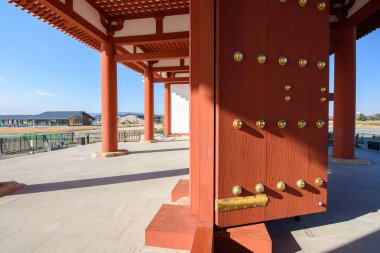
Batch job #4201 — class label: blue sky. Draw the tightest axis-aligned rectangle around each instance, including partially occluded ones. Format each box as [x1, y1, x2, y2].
[0, 2, 379, 115]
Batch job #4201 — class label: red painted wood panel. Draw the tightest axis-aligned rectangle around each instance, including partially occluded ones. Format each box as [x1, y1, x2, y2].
[215, 0, 268, 226]
[215, 0, 330, 228]
[310, 0, 330, 213]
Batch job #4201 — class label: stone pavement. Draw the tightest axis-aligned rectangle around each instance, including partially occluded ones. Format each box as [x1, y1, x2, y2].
[267, 147, 380, 253]
[1, 137, 380, 253]
[0, 136, 190, 253]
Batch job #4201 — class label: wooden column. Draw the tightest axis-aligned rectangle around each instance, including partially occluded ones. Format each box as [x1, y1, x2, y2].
[164, 83, 171, 136]
[144, 68, 155, 141]
[191, 0, 215, 224]
[333, 26, 356, 159]
[101, 37, 118, 152]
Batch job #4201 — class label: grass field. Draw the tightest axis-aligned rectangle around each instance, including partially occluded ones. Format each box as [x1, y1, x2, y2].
[0, 125, 101, 135]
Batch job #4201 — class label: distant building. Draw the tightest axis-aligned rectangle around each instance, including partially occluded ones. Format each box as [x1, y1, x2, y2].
[0, 111, 95, 127]
[118, 113, 163, 124]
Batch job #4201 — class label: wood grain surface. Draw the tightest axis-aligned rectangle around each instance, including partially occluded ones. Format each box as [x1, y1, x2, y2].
[215, 0, 329, 228]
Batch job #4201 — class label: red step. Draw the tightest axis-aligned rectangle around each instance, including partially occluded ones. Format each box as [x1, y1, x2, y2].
[145, 204, 198, 250]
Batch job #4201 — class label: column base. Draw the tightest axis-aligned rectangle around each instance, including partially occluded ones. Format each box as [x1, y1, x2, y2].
[171, 179, 189, 202]
[139, 139, 157, 144]
[145, 204, 198, 250]
[329, 156, 371, 166]
[0, 181, 23, 197]
[146, 179, 272, 253]
[91, 149, 128, 158]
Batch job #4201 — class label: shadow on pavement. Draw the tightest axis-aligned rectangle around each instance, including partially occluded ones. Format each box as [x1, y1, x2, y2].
[267, 148, 380, 253]
[128, 147, 189, 154]
[10, 168, 189, 195]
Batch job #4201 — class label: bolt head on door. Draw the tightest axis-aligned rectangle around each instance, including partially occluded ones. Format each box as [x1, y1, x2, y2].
[255, 183, 265, 193]
[299, 0, 307, 6]
[315, 178, 324, 187]
[296, 179, 306, 189]
[232, 185, 243, 196]
[317, 1, 326, 10]
[256, 119, 266, 129]
[234, 51, 244, 62]
[278, 119, 287, 129]
[298, 120, 307, 128]
[277, 181, 286, 191]
[298, 58, 308, 67]
[279, 56, 288, 66]
[317, 60, 326, 70]
[257, 54, 267, 64]
[316, 120, 325, 128]
[233, 119, 243, 130]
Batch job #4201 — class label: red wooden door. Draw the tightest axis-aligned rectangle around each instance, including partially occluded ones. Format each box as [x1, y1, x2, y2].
[215, 0, 329, 228]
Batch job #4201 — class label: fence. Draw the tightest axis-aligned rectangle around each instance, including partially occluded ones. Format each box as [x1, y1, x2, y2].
[328, 132, 380, 148]
[355, 133, 380, 147]
[0, 129, 143, 156]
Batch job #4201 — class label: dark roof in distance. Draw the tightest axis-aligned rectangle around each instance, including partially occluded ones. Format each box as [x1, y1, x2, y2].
[0, 111, 95, 121]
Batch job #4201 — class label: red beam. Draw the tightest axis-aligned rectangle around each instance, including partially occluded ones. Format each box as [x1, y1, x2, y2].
[346, 0, 380, 27]
[116, 46, 148, 73]
[114, 32, 189, 45]
[30, 0, 107, 42]
[115, 50, 189, 63]
[154, 77, 189, 83]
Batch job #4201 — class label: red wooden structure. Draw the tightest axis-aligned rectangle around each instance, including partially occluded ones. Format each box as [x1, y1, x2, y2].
[9, 0, 380, 252]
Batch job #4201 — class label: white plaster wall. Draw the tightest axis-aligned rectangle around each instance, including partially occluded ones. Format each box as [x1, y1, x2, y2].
[73, 0, 106, 34]
[154, 59, 181, 67]
[171, 84, 189, 134]
[164, 14, 190, 33]
[175, 73, 189, 78]
[115, 18, 156, 37]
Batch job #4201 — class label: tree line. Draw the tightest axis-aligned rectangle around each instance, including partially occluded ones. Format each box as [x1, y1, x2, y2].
[356, 113, 380, 121]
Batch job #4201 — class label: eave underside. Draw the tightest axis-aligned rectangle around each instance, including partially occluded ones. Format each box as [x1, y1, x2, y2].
[8, 0, 380, 75]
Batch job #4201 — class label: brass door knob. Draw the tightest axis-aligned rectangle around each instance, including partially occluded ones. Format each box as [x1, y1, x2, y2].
[317, 60, 326, 70]
[257, 54, 267, 64]
[255, 183, 265, 193]
[233, 119, 243, 130]
[299, 0, 307, 6]
[234, 51, 244, 62]
[279, 56, 288, 66]
[315, 178, 324, 187]
[298, 120, 307, 129]
[277, 181, 286, 191]
[296, 179, 306, 189]
[232, 185, 243, 196]
[317, 1, 326, 10]
[316, 120, 325, 128]
[256, 119, 266, 129]
[278, 119, 287, 129]
[298, 58, 308, 67]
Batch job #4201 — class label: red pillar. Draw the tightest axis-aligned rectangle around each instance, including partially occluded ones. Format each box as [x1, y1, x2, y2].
[164, 83, 171, 136]
[101, 37, 118, 152]
[333, 26, 356, 159]
[144, 69, 155, 141]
